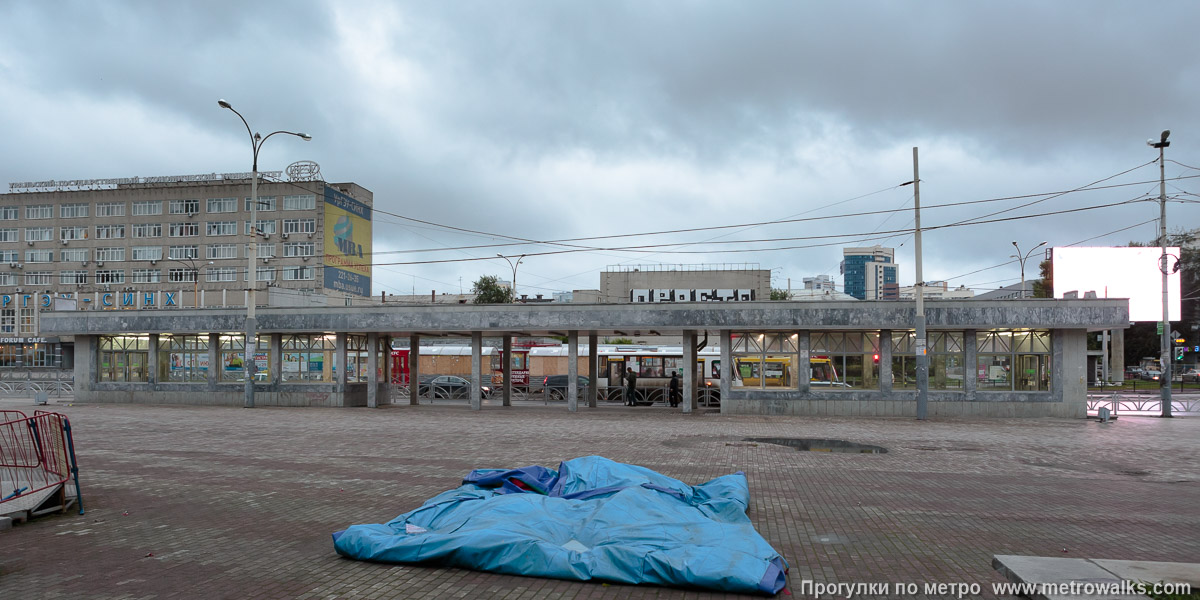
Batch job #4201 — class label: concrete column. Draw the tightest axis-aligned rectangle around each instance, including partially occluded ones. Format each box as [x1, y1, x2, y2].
[588, 332, 599, 408]
[470, 331, 482, 411]
[567, 331, 579, 412]
[880, 329, 893, 394]
[367, 332, 379, 408]
[964, 330, 977, 402]
[798, 331, 811, 394]
[1111, 328, 1126, 382]
[148, 333, 159, 385]
[207, 333, 219, 391]
[270, 333, 282, 385]
[76, 335, 96, 392]
[720, 329, 732, 401]
[683, 329, 696, 413]
[335, 333, 347, 391]
[409, 334, 420, 405]
[502, 334, 512, 407]
[382, 335, 392, 405]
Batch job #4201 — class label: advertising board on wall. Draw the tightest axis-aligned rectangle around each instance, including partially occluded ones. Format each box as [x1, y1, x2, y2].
[323, 185, 372, 297]
[1052, 246, 1180, 322]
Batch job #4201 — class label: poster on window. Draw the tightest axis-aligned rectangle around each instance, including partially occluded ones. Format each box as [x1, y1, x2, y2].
[283, 352, 301, 372]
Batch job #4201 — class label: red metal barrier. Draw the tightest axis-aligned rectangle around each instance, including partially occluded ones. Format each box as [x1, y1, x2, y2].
[1, 410, 83, 516]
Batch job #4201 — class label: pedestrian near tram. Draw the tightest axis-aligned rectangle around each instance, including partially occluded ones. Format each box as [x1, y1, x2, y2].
[625, 367, 638, 406]
[669, 372, 681, 407]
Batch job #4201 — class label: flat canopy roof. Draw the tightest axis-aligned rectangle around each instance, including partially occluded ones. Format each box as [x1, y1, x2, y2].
[39, 299, 1129, 337]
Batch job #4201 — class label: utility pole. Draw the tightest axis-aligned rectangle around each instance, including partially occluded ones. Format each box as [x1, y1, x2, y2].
[913, 147, 928, 420]
[1149, 130, 1173, 417]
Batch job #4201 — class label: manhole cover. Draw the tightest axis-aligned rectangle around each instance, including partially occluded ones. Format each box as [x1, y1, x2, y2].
[745, 438, 887, 454]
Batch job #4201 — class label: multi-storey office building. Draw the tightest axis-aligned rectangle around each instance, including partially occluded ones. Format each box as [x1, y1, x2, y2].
[1, 172, 374, 370]
[840, 246, 898, 300]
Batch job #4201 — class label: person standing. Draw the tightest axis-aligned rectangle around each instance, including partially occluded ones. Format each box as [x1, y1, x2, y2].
[668, 371, 681, 408]
[625, 367, 638, 406]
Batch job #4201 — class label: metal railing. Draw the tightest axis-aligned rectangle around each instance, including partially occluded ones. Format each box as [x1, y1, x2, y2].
[1086, 393, 1200, 416]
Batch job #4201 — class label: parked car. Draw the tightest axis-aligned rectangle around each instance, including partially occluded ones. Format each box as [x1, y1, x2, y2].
[1124, 367, 1143, 380]
[417, 375, 492, 399]
[1140, 370, 1162, 381]
[1181, 368, 1200, 383]
[541, 375, 591, 401]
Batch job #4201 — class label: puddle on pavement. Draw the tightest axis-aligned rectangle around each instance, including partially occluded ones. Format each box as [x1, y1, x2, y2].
[745, 437, 888, 454]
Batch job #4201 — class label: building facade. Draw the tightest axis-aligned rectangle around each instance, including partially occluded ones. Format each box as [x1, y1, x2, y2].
[1, 172, 373, 370]
[841, 246, 898, 300]
[592, 264, 772, 304]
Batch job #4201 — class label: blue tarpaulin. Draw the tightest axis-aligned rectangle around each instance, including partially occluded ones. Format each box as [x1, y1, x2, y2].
[332, 456, 787, 595]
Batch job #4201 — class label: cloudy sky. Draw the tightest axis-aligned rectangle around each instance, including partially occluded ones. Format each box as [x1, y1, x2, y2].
[2, 1, 1198, 299]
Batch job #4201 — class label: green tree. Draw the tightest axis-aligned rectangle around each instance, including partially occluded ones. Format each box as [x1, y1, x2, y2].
[770, 288, 792, 300]
[603, 337, 634, 345]
[1031, 259, 1053, 298]
[471, 275, 513, 304]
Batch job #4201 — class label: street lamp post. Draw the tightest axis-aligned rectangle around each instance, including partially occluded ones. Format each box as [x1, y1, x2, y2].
[1010, 240, 1047, 298]
[168, 256, 214, 307]
[218, 99, 310, 408]
[1148, 129, 1173, 418]
[496, 254, 525, 303]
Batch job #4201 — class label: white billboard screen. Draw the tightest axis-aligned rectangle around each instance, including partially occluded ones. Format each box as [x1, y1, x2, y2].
[1052, 246, 1180, 322]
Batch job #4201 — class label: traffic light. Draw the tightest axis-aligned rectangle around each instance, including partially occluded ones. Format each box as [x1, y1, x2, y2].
[873, 354, 880, 364]
[1175, 346, 1186, 361]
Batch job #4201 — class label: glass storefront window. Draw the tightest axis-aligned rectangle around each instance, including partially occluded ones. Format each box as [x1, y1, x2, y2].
[812, 332, 878, 390]
[732, 332, 798, 390]
[281, 334, 336, 382]
[99, 335, 150, 382]
[158, 334, 209, 383]
[976, 330, 1051, 391]
[346, 334, 367, 382]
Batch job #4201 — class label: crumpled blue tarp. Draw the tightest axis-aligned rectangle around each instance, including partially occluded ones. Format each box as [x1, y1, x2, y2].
[332, 456, 787, 595]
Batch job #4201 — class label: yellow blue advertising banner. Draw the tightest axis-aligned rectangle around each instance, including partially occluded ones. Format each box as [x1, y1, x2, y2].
[323, 185, 372, 297]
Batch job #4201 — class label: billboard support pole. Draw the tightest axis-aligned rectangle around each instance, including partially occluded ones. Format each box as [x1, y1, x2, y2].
[218, 99, 311, 410]
[1150, 130, 1173, 417]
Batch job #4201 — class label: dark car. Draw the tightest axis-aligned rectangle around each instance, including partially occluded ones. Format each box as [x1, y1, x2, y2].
[417, 375, 492, 399]
[1140, 370, 1162, 382]
[541, 375, 590, 401]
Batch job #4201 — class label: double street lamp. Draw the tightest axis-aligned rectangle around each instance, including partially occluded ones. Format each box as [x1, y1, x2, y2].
[1148, 129, 1173, 418]
[167, 256, 214, 307]
[218, 99, 310, 408]
[1010, 240, 1047, 298]
[496, 254, 525, 303]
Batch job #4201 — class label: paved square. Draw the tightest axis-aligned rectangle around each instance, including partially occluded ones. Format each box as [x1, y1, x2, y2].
[2, 400, 1197, 599]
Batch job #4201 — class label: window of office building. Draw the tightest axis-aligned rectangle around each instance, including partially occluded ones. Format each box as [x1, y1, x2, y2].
[168, 268, 197, 283]
[0, 207, 17, 220]
[25, 249, 53, 263]
[977, 330, 1052, 392]
[132, 246, 163, 261]
[133, 223, 162, 238]
[207, 244, 237, 260]
[281, 334, 336, 382]
[169, 222, 199, 237]
[169, 199, 200, 215]
[158, 334, 208, 383]
[206, 267, 237, 282]
[207, 198, 237, 213]
[168, 245, 198, 260]
[96, 202, 126, 217]
[133, 269, 161, 284]
[59, 270, 89, 285]
[282, 219, 316, 234]
[19, 308, 36, 336]
[245, 196, 276, 212]
[0, 251, 19, 264]
[96, 247, 126, 262]
[283, 194, 316, 210]
[0, 308, 14, 333]
[25, 205, 53, 219]
[245, 243, 275, 258]
[245, 219, 277, 235]
[133, 200, 163, 216]
[282, 266, 314, 281]
[731, 332, 799, 390]
[98, 335, 150, 382]
[61, 248, 88, 262]
[810, 332, 881, 390]
[95, 270, 125, 285]
[0, 274, 15, 287]
[244, 267, 275, 282]
[25, 227, 52, 242]
[24, 272, 51, 286]
[206, 221, 237, 236]
[60, 203, 89, 218]
[60, 226, 87, 241]
[95, 224, 125, 239]
[283, 242, 314, 257]
[0, 229, 16, 243]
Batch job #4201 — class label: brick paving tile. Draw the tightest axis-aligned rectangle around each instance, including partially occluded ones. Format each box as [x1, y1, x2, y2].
[0, 401, 1197, 599]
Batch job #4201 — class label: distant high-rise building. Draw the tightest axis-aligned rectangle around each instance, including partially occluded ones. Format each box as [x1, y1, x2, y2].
[840, 246, 898, 300]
